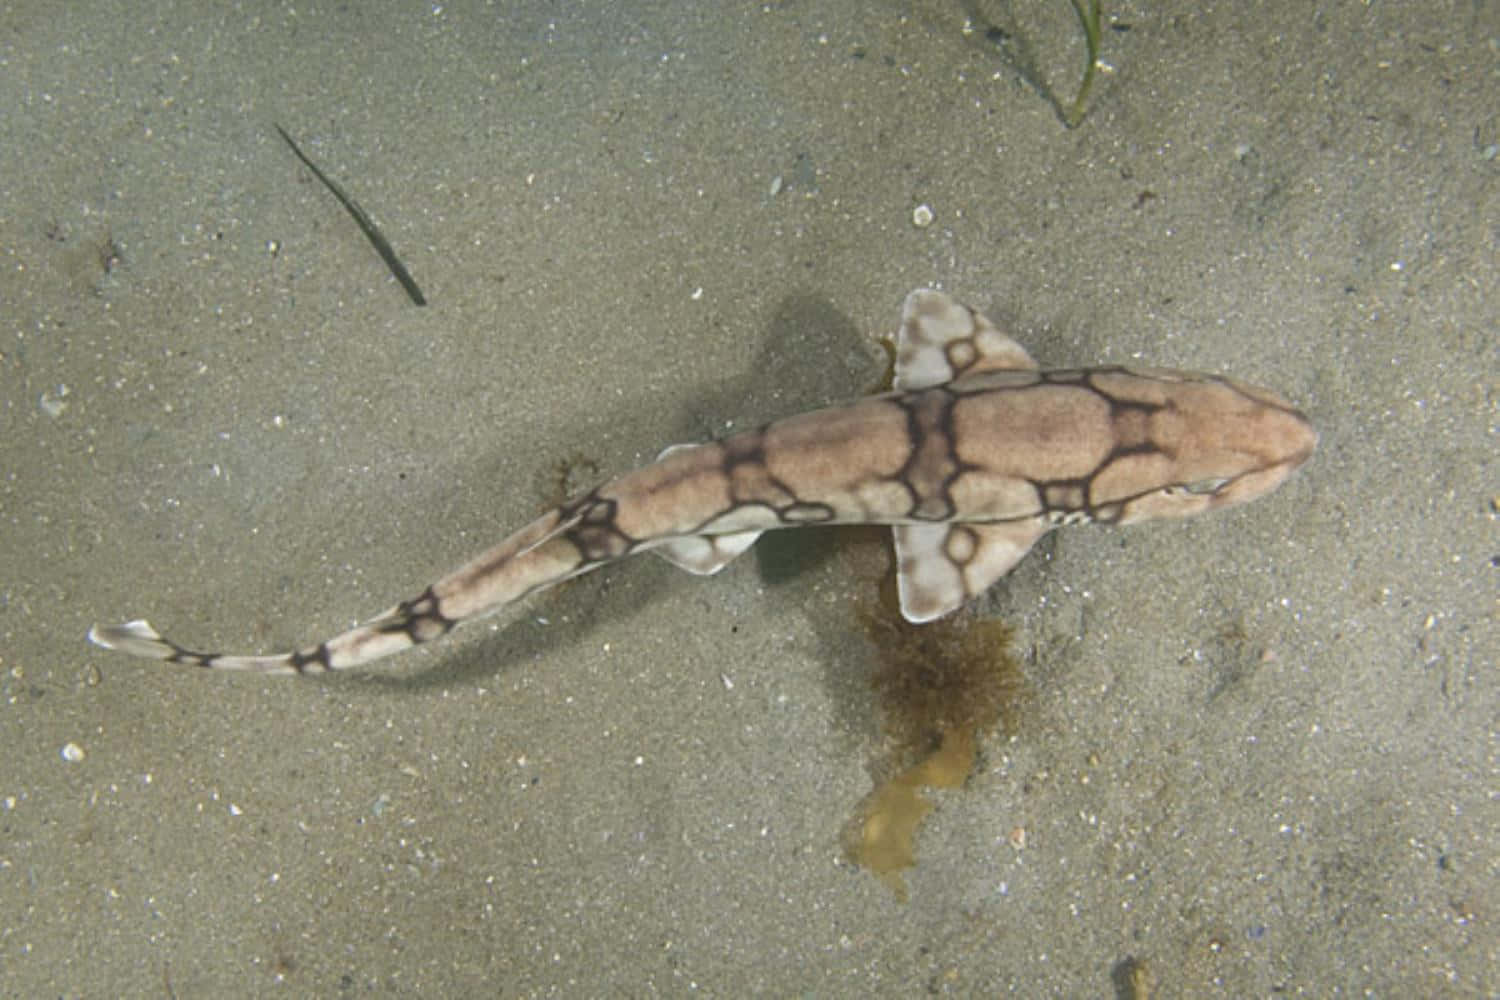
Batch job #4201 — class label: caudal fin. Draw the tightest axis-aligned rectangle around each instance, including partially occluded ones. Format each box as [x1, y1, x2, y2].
[87, 619, 308, 674]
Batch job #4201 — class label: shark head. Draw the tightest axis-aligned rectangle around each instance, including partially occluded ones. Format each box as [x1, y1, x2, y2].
[1097, 370, 1317, 525]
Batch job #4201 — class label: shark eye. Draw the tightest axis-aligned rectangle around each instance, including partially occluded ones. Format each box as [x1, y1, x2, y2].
[1174, 477, 1231, 496]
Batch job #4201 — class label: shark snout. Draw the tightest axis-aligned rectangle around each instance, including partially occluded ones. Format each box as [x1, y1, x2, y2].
[1273, 405, 1319, 471]
[1210, 404, 1317, 509]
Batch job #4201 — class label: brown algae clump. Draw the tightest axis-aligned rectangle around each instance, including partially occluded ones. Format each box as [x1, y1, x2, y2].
[843, 580, 1026, 899]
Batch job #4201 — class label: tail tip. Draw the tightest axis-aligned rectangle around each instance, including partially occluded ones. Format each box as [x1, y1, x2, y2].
[88, 619, 161, 651]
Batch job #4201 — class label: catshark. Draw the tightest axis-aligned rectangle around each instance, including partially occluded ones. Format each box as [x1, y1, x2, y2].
[89, 290, 1316, 675]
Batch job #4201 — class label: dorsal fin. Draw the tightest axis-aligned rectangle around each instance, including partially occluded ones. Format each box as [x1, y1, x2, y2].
[894, 289, 1037, 390]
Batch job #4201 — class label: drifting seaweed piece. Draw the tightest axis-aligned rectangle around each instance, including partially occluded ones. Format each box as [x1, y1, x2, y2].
[963, 1, 1106, 127]
[1063, 0, 1103, 128]
[841, 572, 1027, 899]
[273, 123, 427, 306]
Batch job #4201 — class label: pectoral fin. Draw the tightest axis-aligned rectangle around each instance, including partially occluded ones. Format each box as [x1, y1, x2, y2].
[895, 289, 1037, 391]
[893, 519, 1050, 622]
[653, 530, 764, 575]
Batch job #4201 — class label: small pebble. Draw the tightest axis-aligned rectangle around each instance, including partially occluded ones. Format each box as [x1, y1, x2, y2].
[912, 203, 935, 228]
[61, 742, 85, 763]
